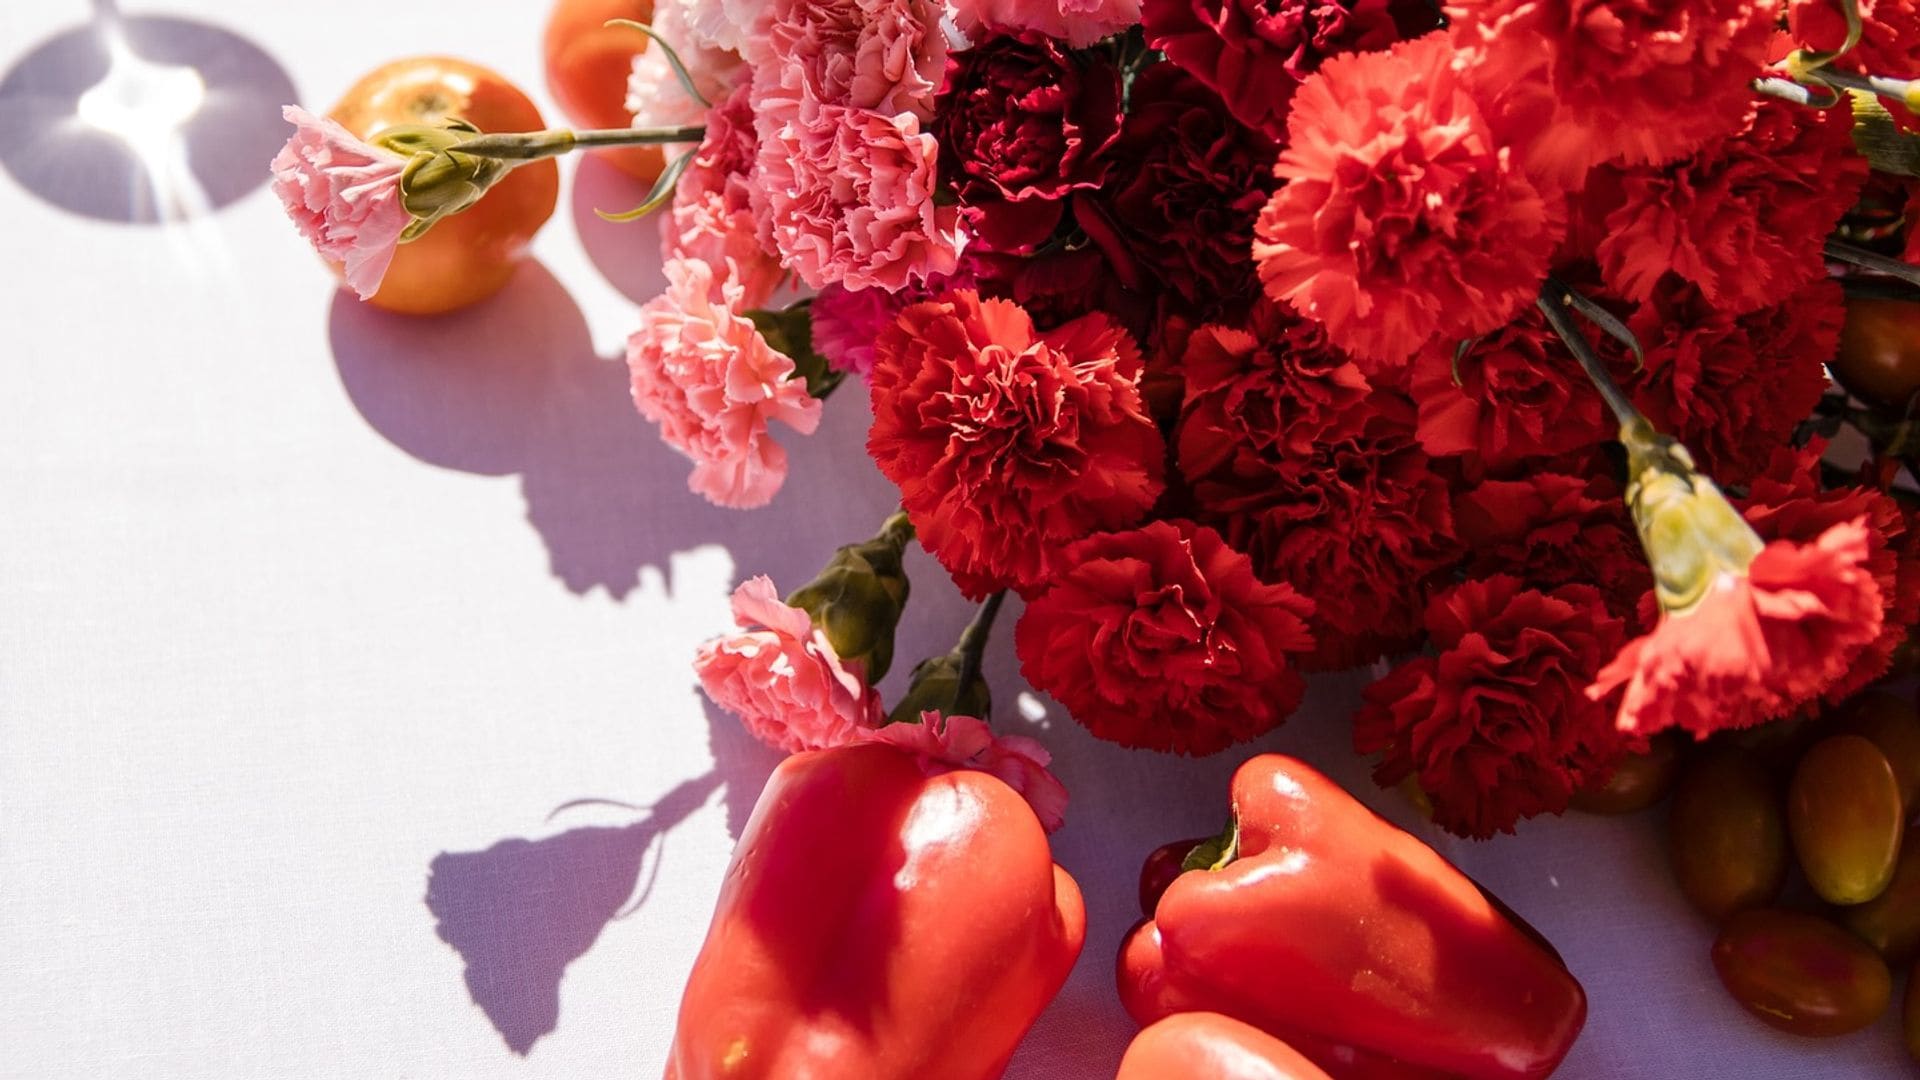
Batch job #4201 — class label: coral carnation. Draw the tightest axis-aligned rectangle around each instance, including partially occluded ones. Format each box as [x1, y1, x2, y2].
[1016, 520, 1316, 756]
[748, 0, 948, 118]
[1448, 0, 1778, 170]
[1589, 100, 1867, 316]
[695, 575, 885, 752]
[1355, 576, 1630, 838]
[626, 258, 823, 508]
[1142, 0, 1439, 136]
[861, 711, 1069, 832]
[868, 291, 1165, 598]
[1592, 520, 1884, 738]
[1253, 34, 1566, 369]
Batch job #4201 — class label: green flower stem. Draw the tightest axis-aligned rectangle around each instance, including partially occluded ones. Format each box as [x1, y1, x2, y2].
[954, 591, 1007, 702]
[1536, 280, 1645, 431]
[454, 125, 707, 162]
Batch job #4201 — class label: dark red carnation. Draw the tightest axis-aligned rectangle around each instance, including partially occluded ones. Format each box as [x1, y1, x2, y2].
[1254, 35, 1567, 369]
[1455, 472, 1652, 623]
[1016, 519, 1316, 755]
[1587, 100, 1867, 316]
[1615, 278, 1841, 484]
[867, 290, 1164, 598]
[1409, 305, 1611, 472]
[1088, 63, 1280, 321]
[1355, 575, 1632, 838]
[1175, 301, 1458, 669]
[960, 242, 1153, 341]
[1739, 441, 1920, 705]
[1449, 0, 1777, 173]
[1141, 0, 1438, 137]
[932, 29, 1123, 252]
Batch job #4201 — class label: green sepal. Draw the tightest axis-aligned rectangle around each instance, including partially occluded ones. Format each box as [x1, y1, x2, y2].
[749, 301, 844, 400]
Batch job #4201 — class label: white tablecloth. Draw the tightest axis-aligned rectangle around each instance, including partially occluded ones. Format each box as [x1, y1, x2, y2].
[0, 4, 1910, 1077]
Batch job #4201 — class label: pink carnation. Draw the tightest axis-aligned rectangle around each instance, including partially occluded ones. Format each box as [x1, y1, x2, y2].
[663, 82, 785, 310]
[810, 267, 973, 379]
[753, 91, 964, 291]
[951, 0, 1142, 47]
[270, 105, 411, 299]
[696, 576, 885, 752]
[860, 711, 1069, 832]
[626, 0, 745, 137]
[749, 0, 948, 119]
[626, 258, 823, 508]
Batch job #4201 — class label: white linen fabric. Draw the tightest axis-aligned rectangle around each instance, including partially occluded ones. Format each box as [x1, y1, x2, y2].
[0, 3, 1909, 1077]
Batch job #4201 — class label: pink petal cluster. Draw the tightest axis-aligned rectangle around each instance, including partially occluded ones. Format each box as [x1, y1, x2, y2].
[860, 711, 1070, 832]
[753, 94, 964, 291]
[626, 258, 823, 508]
[809, 267, 973, 379]
[626, 0, 745, 136]
[269, 105, 412, 299]
[695, 576, 885, 752]
[748, 0, 948, 119]
[1589, 520, 1885, 739]
[663, 82, 785, 310]
[951, 0, 1142, 47]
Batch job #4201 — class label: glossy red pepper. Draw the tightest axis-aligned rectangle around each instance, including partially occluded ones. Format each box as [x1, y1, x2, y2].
[1118, 755, 1586, 1080]
[1116, 1012, 1333, 1080]
[664, 742, 1086, 1080]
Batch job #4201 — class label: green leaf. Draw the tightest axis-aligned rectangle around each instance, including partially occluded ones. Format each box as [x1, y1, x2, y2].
[606, 19, 712, 109]
[594, 148, 697, 223]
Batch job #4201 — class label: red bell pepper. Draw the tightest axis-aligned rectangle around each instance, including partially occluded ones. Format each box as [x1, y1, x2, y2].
[1118, 754, 1586, 1080]
[1116, 1013, 1333, 1080]
[663, 742, 1086, 1080]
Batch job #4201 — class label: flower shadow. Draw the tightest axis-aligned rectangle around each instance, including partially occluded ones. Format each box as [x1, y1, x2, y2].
[424, 693, 784, 1056]
[0, 3, 296, 223]
[328, 260, 902, 600]
[570, 154, 670, 305]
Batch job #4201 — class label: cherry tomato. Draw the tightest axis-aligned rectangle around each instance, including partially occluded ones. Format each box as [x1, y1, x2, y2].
[1832, 296, 1920, 411]
[1138, 837, 1206, 916]
[329, 57, 560, 315]
[1711, 908, 1891, 1038]
[543, 0, 666, 183]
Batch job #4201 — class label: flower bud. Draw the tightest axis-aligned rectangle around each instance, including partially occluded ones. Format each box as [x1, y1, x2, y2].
[370, 120, 516, 240]
[785, 511, 914, 681]
[887, 652, 992, 727]
[1621, 419, 1766, 617]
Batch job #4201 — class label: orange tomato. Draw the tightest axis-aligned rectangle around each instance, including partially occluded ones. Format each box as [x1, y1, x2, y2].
[329, 57, 559, 315]
[543, 0, 666, 183]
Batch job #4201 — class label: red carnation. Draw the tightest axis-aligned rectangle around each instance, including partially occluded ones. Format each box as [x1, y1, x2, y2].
[932, 29, 1123, 252]
[1253, 34, 1567, 369]
[867, 290, 1165, 598]
[1449, 0, 1777, 172]
[1618, 279, 1841, 484]
[1016, 519, 1316, 755]
[1140, 0, 1439, 137]
[1593, 520, 1884, 739]
[1790, 0, 1920, 76]
[1355, 576, 1631, 838]
[1455, 472, 1651, 622]
[1175, 302, 1458, 669]
[1588, 100, 1866, 316]
[1088, 63, 1280, 321]
[1739, 442, 1920, 705]
[1409, 305, 1611, 472]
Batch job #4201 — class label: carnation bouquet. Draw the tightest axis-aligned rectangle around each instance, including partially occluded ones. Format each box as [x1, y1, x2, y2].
[276, 0, 1920, 1073]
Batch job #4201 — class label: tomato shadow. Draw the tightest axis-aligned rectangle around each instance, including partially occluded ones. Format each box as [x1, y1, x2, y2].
[424, 693, 783, 1056]
[0, 2, 296, 223]
[571, 154, 670, 305]
[328, 259, 904, 601]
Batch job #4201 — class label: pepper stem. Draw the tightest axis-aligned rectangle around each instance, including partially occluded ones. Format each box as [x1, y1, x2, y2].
[1181, 816, 1240, 873]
